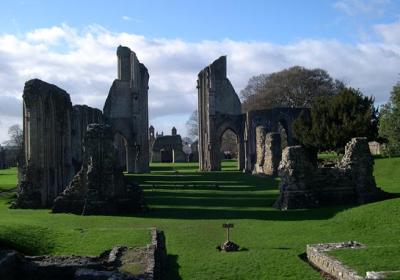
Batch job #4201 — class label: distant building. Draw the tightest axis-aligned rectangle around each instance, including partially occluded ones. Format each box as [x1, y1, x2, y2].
[368, 141, 385, 155]
[149, 126, 186, 163]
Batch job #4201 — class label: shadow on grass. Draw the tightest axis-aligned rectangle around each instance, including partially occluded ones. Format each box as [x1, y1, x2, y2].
[125, 169, 360, 221]
[137, 204, 353, 221]
[167, 254, 182, 280]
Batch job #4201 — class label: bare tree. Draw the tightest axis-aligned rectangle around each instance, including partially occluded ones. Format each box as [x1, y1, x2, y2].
[186, 110, 198, 140]
[4, 124, 23, 149]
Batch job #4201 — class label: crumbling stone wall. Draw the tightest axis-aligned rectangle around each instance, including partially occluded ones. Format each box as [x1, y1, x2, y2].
[274, 138, 388, 210]
[104, 45, 150, 173]
[71, 105, 103, 173]
[14, 79, 74, 208]
[53, 124, 146, 215]
[254, 126, 281, 176]
[197, 56, 244, 171]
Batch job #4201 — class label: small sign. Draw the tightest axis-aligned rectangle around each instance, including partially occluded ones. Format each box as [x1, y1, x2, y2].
[222, 223, 234, 241]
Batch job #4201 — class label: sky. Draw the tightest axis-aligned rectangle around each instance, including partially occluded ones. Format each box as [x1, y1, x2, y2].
[0, 0, 399, 143]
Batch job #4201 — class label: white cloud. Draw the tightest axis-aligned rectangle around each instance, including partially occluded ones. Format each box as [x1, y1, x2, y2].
[334, 0, 390, 16]
[0, 23, 399, 143]
[122, 16, 132, 21]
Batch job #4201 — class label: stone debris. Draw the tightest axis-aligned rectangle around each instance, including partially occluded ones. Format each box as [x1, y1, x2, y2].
[0, 229, 166, 280]
[274, 137, 389, 210]
[217, 241, 240, 252]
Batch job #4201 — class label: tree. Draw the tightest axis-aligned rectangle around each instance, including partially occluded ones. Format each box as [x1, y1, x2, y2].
[4, 124, 23, 149]
[293, 88, 378, 153]
[240, 66, 345, 112]
[379, 82, 400, 155]
[186, 110, 198, 140]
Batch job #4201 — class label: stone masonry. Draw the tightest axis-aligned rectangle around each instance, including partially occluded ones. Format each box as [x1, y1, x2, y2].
[14, 79, 74, 208]
[197, 56, 245, 171]
[254, 126, 281, 176]
[52, 124, 146, 215]
[104, 45, 150, 173]
[274, 137, 389, 210]
[71, 105, 104, 173]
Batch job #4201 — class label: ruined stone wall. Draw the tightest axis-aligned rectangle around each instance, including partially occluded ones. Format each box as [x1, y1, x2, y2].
[307, 242, 365, 280]
[244, 108, 308, 172]
[274, 138, 388, 210]
[53, 124, 146, 215]
[254, 126, 281, 176]
[15, 79, 74, 208]
[104, 46, 149, 173]
[197, 56, 244, 171]
[71, 105, 103, 173]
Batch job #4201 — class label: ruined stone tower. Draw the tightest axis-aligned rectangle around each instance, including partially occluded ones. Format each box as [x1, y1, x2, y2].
[197, 56, 245, 171]
[103, 46, 150, 173]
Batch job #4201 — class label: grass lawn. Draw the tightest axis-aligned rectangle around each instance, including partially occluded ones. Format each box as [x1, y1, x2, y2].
[0, 167, 17, 191]
[0, 158, 399, 279]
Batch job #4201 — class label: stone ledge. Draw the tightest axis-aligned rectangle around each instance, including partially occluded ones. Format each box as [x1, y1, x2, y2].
[307, 241, 365, 280]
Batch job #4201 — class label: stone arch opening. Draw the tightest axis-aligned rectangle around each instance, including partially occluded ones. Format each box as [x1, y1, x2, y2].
[219, 127, 240, 170]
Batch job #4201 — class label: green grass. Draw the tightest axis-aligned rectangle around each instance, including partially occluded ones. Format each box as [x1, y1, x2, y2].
[0, 158, 399, 279]
[0, 167, 17, 191]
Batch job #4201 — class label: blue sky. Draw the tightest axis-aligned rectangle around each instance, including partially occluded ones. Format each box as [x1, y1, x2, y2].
[0, 0, 399, 142]
[2, 0, 400, 43]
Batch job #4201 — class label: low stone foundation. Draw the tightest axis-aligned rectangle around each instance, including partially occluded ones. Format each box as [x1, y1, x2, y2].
[0, 228, 166, 280]
[307, 242, 365, 280]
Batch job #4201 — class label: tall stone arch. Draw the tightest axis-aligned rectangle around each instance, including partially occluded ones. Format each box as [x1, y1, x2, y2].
[197, 56, 244, 171]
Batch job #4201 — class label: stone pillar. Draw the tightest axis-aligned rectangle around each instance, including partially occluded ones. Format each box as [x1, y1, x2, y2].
[263, 133, 281, 176]
[254, 126, 266, 173]
[14, 79, 74, 208]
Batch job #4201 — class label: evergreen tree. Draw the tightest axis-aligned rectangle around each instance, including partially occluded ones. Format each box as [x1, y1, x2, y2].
[379, 82, 400, 155]
[293, 88, 378, 153]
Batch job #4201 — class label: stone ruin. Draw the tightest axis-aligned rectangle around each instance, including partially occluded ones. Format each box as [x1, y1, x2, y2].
[104, 46, 149, 174]
[0, 228, 167, 280]
[197, 56, 307, 172]
[149, 126, 186, 163]
[13, 46, 149, 213]
[53, 124, 146, 215]
[71, 105, 104, 173]
[274, 137, 389, 210]
[253, 127, 281, 176]
[13, 79, 75, 208]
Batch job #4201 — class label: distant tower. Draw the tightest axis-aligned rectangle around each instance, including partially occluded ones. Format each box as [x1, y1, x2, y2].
[149, 125, 155, 141]
[172, 127, 177, 136]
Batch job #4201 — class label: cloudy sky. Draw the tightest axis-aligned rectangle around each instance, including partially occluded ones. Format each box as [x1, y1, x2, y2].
[0, 0, 399, 143]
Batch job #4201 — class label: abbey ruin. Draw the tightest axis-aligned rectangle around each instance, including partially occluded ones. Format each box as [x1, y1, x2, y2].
[197, 56, 305, 174]
[13, 46, 149, 213]
[11, 48, 386, 213]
